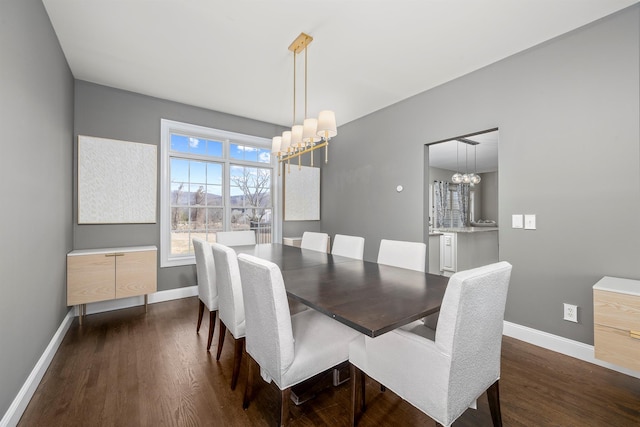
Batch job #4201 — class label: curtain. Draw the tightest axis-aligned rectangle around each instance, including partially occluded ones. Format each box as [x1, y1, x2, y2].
[458, 183, 470, 227]
[434, 181, 471, 228]
[433, 181, 449, 228]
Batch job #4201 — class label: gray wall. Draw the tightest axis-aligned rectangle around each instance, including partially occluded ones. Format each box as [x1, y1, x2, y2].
[74, 81, 319, 291]
[480, 171, 499, 223]
[322, 5, 639, 345]
[0, 0, 74, 417]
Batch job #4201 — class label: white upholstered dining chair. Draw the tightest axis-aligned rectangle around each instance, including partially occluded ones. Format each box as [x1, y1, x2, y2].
[377, 239, 426, 272]
[332, 234, 365, 260]
[211, 242, 246, 390]
[192, 238, 219, 351]
[237, 253, 359, 426]
[215, 230, 256, 246]
[349, 261, 513, 427]
[300, 231, 330, 253]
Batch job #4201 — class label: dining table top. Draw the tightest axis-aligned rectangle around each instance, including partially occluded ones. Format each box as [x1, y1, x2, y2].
[232, 243, 449, 337]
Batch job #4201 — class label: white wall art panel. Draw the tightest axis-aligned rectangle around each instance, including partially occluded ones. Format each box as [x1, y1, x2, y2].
[284, 165, 320, 221]
[78, 135, 157, 224]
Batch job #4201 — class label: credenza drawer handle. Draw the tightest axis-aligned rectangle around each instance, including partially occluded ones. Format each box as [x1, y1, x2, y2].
[105, 253, 125, 257]
[631, 330, 640, 340]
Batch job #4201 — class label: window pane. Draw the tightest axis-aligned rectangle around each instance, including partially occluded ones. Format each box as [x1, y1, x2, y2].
[207, 163, 222, 185]
[171, 182, 188, 205]
[230, 165, 271, 209]
[170, 158, 189, 183]
[189, 207, 207, 229]
[206, 208, 223, 230]
[231, 208, 250, 230]
[229, 187, 245, 208]
[191, 185, 207, 206]
[188, 137, 206, 155]
[170, 134, 190, 152]
[206, 185, 222, 206]
[230, 143, 260, 162]
[206, 139, 223, 157]
[257, 148, 271, 163]
[190, 161, 207, 184]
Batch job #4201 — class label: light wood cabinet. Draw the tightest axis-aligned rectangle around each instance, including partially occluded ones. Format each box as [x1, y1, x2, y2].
[593, 276, 640, 372]
[67, 246, 157, 319]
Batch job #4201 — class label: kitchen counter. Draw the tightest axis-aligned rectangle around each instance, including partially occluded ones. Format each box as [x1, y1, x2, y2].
[432, 227, 499, 233]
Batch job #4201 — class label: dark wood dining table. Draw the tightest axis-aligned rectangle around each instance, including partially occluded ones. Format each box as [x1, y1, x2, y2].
[233, 243, 449, 338]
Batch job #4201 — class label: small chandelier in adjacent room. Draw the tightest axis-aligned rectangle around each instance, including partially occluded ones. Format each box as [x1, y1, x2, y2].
[451, 138, 481, 184]
[271, 33, 337, 175]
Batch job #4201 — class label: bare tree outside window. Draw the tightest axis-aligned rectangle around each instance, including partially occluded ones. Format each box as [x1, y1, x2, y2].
[230, 166, 272, 242]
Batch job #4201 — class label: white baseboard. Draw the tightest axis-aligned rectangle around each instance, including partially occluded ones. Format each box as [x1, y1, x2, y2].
[503, 321, 640, 379]
[0, 309, 75, 427]
[1, 286, 198, 427]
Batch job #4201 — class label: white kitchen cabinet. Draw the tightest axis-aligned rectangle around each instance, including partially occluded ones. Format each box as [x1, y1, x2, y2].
[437, 228, 499, 275]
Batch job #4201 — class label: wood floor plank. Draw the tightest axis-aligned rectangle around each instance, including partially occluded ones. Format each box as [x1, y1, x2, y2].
[17, 297, 640, 426]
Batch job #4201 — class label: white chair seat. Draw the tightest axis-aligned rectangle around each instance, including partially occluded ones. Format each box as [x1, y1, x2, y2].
[277, 309, 358, 389]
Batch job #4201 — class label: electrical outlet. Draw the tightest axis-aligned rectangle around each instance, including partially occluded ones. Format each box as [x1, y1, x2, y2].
[563, 303, 578, 323]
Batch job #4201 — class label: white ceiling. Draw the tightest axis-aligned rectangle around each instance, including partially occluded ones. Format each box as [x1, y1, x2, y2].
[428, 130, 499, 173]
[42, 1, 637, 128]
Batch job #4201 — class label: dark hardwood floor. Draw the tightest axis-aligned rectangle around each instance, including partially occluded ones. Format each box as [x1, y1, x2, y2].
[18, 297, 640, 426]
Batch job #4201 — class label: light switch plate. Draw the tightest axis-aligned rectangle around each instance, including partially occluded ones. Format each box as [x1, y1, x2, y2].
[512, 214, 523, 229]
[524, 214, 536, 230]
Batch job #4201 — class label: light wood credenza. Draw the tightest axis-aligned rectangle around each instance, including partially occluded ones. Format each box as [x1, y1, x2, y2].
[593, 276, 640, 372]
[67, 246, 157, 323]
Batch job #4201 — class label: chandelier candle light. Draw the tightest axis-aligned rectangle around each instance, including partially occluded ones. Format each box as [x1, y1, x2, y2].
[271, 33, 337, 175]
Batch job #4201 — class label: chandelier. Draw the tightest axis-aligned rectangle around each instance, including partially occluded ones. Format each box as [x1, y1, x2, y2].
[271, 33, 337, 174]
[451, 138, 481, 185]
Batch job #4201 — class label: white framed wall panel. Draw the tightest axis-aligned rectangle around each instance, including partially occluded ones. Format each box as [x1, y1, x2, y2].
[284, 165, 320, 221]
[78, 135, 157, 224]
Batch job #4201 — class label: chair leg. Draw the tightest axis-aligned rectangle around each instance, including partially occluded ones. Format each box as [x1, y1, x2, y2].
[243, 355, 255, 409]
[207, 310, 217, 351]
[231, 337, 245, 391]
[196, 300, 205, 332]
[350, 364, 365, 426]
[487, 380, 503, 427]
[280, 387, 291, 427]
[360, 369, 366, 412]
[216, 321, 227, 360]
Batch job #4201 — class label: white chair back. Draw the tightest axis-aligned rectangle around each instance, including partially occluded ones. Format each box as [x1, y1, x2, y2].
[216, 230, 256, 246]
[348, 261, 512, 426]
[211, 243, 245, 339]
[436, 262, 512, 409]
[193, 238, 218, 310]
[377, 239, 426, 272]
[301, 231, 329, 253]
[237, 253, 295, 382]
[331, 234, 365, 260]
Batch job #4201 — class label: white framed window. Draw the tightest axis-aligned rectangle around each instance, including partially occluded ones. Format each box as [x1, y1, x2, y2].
[160, 119, 280, 267]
